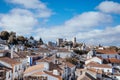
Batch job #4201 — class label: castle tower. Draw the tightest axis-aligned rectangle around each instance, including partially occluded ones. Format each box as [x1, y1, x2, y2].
[72, 37, 76, 44]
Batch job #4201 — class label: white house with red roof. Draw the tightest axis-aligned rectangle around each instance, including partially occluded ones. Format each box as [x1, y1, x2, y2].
[23, 64, 62, 80]
[0, 67, 12, 80]
[96, 49, 120, 59]
[56, 48, 75, 58]
[85, 61, 112, 73]
[85, 57, 103, 65]
[0, 57, 23, 80]
[87, 48, 120, 59]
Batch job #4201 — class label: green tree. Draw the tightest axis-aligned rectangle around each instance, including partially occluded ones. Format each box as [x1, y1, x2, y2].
[9, 31, 16, 37]
[65, 58, 78, 65]
[38, 38, 43, 45]
[74, 50, 88, 55]
[8, 35, 17, 45]
[17, 36, 26, 44]
[30, 36, 34, 40]
[0, 31, 10, 40]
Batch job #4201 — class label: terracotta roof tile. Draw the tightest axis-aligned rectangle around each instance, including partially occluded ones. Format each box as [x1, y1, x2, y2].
[36, 55, 55, 63]
[108, 58, 120, 63]
[86, 61, 112, 68]
[44, 71, 62, 80]
[32, 71, 45, 75]
[0, 57, 21, 67]
[24, 64, 44, 74]
[29, 71, 62, 80]
[65, 62, 75, 68]
[96, 49, 117, 54]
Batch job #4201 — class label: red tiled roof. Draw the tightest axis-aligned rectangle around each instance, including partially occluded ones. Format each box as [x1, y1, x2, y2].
[24, 64, 44, 74]
[86, 61, 112, 68]
[65, 62, 75, 68]
[0, 57, 21, 67]
[109, 58, 120, 63]
[96, 48, 117, 54]
[44, 71, 62, 80]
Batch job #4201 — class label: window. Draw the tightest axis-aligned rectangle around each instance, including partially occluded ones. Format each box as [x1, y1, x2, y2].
[8, 72, 10, 78]
[115, 55, 117, 59]
[15, 66, 17, 72]
[0, 72, 3, 77]
[107, 55, 109, 58]
[19, 65, 20, 70]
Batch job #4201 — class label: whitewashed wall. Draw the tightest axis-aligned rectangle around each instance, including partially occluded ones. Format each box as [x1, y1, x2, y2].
[85, 57, 102, 64]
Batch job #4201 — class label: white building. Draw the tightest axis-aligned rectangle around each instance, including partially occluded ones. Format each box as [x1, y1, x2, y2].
[0, 67, 12, 80]
[0, 44, 9, 50]
[56, 49, 75, 58]
[72, 37, 76, 44]
[0, 57, 23, 80]
[85, 61, 113, 73]
[87, 48, 120, 59]
[85, 57, 103, 65]
[24, 64, 62, 80]
[56, 38, 63, 46]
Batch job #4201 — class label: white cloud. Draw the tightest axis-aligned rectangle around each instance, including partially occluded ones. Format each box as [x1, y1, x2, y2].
[82, 25, 120, 46]
[6, 0, 52, 18]
[35, 11, 113, 45]
[97, 1, 120, 14]
[64, 12, 112, 31]
[0, 0, 119, 46]
[0, 0, 53, 35]
[7, 0, 46, 9]
[0, 8, 38, 35]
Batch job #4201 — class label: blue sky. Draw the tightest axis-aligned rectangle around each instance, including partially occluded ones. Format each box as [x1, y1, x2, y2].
[0, 0, 120, 46]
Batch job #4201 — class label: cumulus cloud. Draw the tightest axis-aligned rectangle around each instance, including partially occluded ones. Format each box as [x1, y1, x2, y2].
[0, 0, 120, 46]
[6, 0, 46, 9]
[64, 12, 112, 31]
[0, 0, 52, 35]
[0, 8, 38, 35]
[35, 11, 113, 43]
[97, 1, 120, 14]
[6, 0, 52, 18]
[76, 25, 120, 45]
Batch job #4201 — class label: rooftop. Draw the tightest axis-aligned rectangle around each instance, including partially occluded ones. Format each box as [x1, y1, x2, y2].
[0, 57, 21, 67]
[96, 48, 117, 54]
[86, 61, 112, 68]
[24, 64, 44, 74]
[108, 58, 120, 63]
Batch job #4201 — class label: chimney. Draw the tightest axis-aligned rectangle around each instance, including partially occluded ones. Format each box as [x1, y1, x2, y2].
[11, 46, 14, 58]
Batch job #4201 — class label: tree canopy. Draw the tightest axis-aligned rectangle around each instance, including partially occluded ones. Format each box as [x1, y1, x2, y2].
[38, 38, 43, 45]
[0, 31, 10, 40]
[8, 35, 17, 45]
[30, 36, 34, 40]
[17, 36, 26, 44]
[73, 50, 88, 55]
